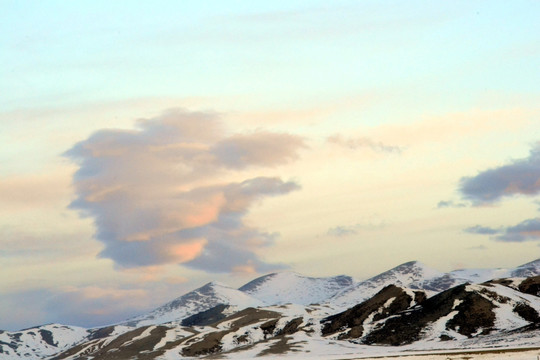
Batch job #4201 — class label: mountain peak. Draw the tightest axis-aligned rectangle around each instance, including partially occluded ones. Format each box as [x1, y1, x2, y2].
[123, 280, 262, 327]
[367, 260, 442, 284]
[201, 281, 231, 289]
[511, 258, 540, 277]
[238, 271, 353, 305]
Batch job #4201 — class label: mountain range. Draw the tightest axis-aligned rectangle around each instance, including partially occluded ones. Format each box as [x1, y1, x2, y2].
[1, 258, 539, 359]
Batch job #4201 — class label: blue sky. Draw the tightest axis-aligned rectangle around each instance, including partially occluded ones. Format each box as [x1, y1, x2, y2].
[1, 1, 540, 330]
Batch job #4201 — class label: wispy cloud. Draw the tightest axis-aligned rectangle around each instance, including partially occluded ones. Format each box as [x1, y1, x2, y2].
[459, 143, 540, 205]
[327, 226, 358, 237]
[327, 134, 402, 153]
[466, 245, 488, 251]
[437, 200, 467, 209]
[464, 225, 501, 235]
[327, 217, 387, 237]
[65, 109, 304, 273]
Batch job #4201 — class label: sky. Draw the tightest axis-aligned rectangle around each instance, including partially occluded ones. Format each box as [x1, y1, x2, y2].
[1, 0, 540, 331]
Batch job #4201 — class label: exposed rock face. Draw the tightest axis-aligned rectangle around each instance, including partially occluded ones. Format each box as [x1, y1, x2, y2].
[88, 326, 116, 340]
[180, 304, 230, 326]
[519, 275, 540, 296]
[38, 330, 56, 347]
[513, 303, 540, 324]
[321, 285, 425, 339]
[363, 284, 496, 345]
[278, 317, 303, 335]
[445, 289, 496, 337]
[260, 319, 279, 338]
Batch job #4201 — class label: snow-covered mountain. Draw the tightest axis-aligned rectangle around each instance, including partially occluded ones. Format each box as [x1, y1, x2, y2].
[49, 275, 540, 360]
[447, 258, 540, 283]
[2, 258, 539, 359]
[124, 272, 353, 328]
[239, 272, 353, 305]
[0, 324, 88, 359]
[328, 261, 445, 308]
[511, 258, 540, 277]
[124, 281, 264, 327]
[324, 277, 540, 346]
[328, 259, 540, 309]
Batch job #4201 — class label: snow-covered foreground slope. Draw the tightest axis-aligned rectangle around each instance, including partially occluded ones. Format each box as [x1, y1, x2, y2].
[0, 324, 88, 359]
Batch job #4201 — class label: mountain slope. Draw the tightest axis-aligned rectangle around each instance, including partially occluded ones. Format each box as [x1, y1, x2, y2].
[124, 281, 264, 327]
[361, 281, 540, 346]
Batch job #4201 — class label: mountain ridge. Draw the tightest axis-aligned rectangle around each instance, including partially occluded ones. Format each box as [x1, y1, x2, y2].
[1, 258, 539, 359]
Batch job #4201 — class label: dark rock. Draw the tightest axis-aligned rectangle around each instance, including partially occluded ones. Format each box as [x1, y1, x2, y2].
[181, 304, 229, 326]
[321, 285, 421, 339]
[446, 291, 495, 337]
[278, 318, 303, 335]
[39, 329, 56, 347]
[88, 326, 115, 340]
[235, 334, 249, 343]
[363, 284, 496, 346]
[260, 319, 278, 336]
[519, 276, 540, 296]
[182, 331, 225, 357]
[513, 303, 540, 323]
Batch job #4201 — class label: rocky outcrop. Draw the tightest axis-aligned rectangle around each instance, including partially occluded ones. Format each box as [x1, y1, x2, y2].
[519, 276, 540, 296]
[363, 284, 496, 345]
[321, 285, 425, 339]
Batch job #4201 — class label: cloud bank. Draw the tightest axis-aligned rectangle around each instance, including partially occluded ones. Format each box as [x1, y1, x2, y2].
[66, 109, 304, 273]
[465, 218, 540, 242]
[459, 144, 540, 205]
[459, 143, 540, 243]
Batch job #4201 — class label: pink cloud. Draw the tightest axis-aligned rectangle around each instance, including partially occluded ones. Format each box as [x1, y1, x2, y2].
[66, 108, 304, 273]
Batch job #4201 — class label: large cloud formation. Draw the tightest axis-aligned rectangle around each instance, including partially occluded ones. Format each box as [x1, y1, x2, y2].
[66, 109, 304, 272]
[459, 144, 540, 204]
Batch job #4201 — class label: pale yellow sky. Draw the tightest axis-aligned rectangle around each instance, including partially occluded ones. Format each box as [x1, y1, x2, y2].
[2, 0, 540, 330]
